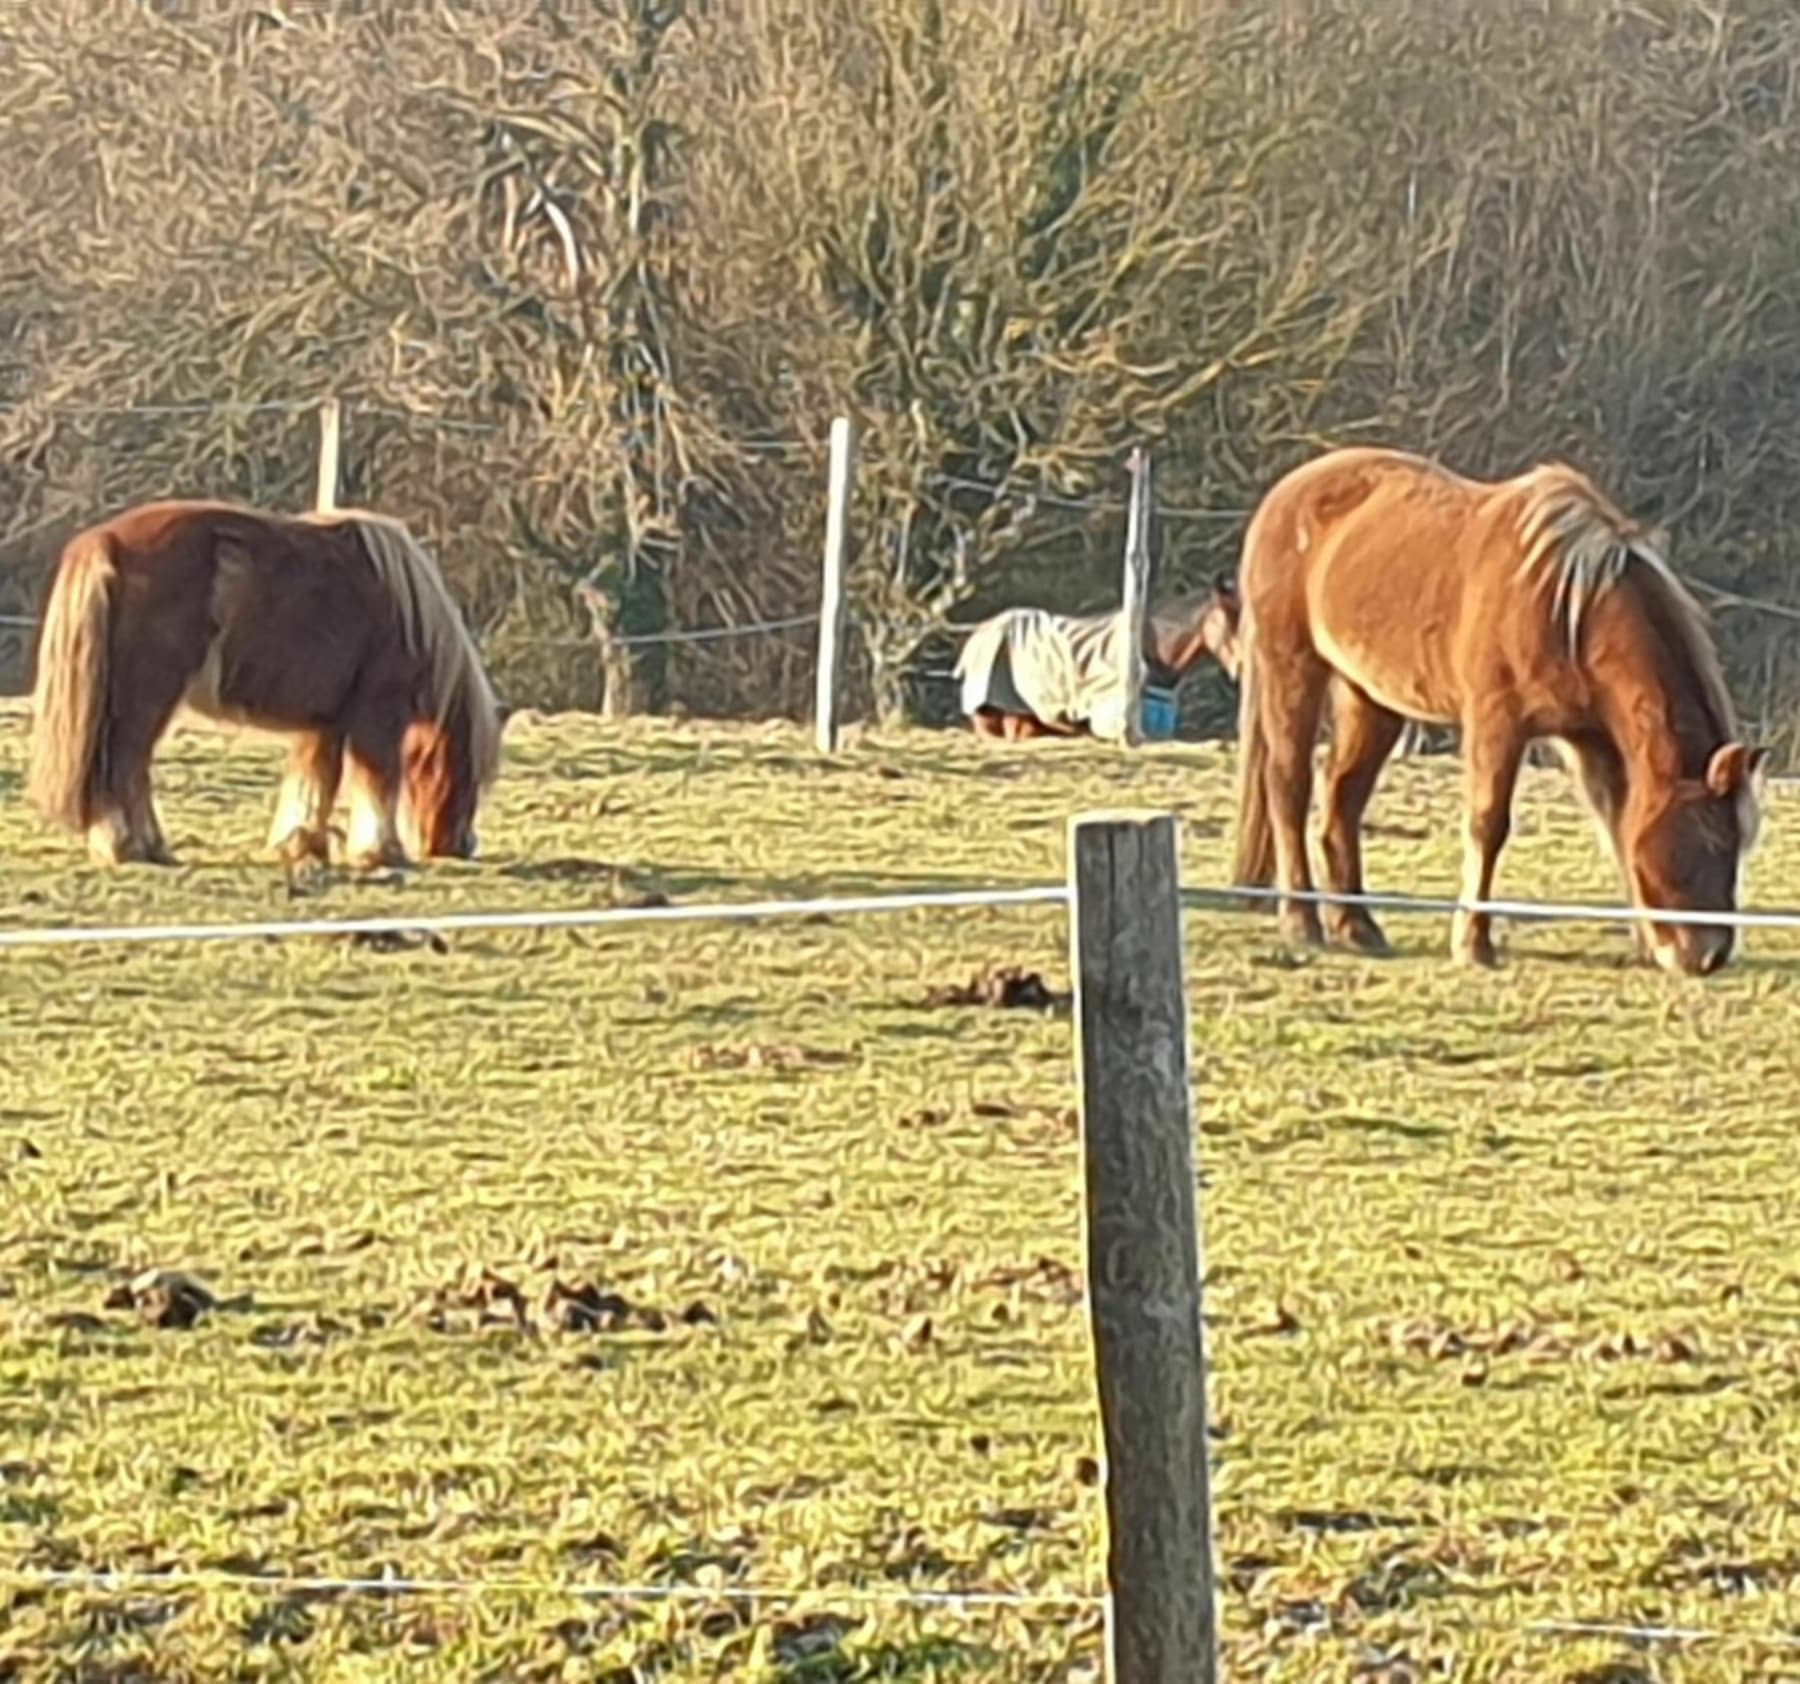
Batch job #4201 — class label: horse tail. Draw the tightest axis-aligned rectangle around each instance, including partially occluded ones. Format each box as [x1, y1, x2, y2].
[27, 530, 116, 832]
[1229, 608, 1277, 892]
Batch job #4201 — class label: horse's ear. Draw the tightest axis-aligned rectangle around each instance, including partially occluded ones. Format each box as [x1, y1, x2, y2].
[1640, 523, 1671, 560]
[1706, 741, 1759, 797]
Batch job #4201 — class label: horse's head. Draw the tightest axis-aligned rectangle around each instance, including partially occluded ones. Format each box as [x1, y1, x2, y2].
[1153, 576, 1242, 682]
[1622, 741, 1766, 975]
[1202, 575, 1242, 681]
[400, 703, 502, 861]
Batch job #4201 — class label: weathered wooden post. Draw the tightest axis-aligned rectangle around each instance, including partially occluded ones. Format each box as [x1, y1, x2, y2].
[813, 415, 856, 753]
[1069, 810, 1220, 1684]
[315, 397, 345, 513]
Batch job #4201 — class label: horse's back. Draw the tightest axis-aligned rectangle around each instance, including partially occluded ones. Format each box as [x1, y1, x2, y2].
[1238, 447, 1554, 722]
[74, 498, 390, 729]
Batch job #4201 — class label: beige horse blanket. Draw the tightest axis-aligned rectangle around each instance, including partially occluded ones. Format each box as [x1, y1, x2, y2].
[954, 607, 1135, 741]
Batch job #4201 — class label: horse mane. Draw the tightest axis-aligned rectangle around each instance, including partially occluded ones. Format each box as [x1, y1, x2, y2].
[311, 510, 502, 784]
[1514, 463, 1736, 737]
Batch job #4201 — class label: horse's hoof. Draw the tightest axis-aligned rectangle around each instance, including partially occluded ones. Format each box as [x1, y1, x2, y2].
[1331, 917, 1392, 957]
[275, 827, 333, 867]
[343, 848, 409, 874]
[1280, 914, 1326, 950]
[1454, 940, 1501, 969]
[96, 843, 178, 868]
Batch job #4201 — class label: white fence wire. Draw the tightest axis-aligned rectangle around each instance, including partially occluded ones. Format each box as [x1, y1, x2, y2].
[4, 1567, 1799, 1658]
[1186, 881, 1800, 933]
[0, 884, 1067, 952]
[5, 880, 1800, 953]
[0, 1565, 1099, 1615]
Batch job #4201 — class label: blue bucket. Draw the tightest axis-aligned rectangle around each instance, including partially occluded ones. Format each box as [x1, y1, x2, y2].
[1140, 687, 1178, 741]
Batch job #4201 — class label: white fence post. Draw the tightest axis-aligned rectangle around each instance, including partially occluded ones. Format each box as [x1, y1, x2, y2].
[315, 397, 345, 513]
[814, 415, 856, 753]
[1113, 447, 1154, 746]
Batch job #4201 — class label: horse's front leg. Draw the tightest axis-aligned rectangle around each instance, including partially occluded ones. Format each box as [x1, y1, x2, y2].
[269, 729, 344, 863]
[1452, 721, 1527, 968]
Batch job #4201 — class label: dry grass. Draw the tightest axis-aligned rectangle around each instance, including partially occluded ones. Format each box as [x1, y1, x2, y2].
[1, 705, 1798, 1681]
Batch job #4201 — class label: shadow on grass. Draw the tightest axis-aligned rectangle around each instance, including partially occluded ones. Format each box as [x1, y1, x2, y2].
[771, 1631, 1000, 1682]
[650, 864, 1062, 907]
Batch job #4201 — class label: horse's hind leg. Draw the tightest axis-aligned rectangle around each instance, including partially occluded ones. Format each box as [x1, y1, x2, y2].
[1260, 648, 1330, 946]
[118, 759, 175, 866]
[90, 681, 186, 866]
[269, 730, 343, 863]
[1320, 680, 1404, 954]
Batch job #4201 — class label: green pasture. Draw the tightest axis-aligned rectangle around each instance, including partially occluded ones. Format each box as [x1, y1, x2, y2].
[1, 704, 1797, 1681]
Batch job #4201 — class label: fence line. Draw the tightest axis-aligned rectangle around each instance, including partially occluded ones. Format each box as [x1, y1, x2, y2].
[0, 1565, 1100, 1614]
[609, 613, 819, 648]
[0, 609, 822, 648]
[1187, 881, 1800, 933]
[8, 877, 1800, 955]
[0, 884, 1068, 954]
[1690, 578, 1800, 625]
[3, 1574, 1797, 1653]
[3, 609, 915, 646]
[928, 469, 1247, 522]
[1519, 1616, 1800, 1651]
[0, 399, 318, 419]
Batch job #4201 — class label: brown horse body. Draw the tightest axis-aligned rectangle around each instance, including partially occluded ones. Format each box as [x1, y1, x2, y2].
[1232, 447, 1765, 974]
[28, 500, 501, 868]
[966, 579, 1240, 742]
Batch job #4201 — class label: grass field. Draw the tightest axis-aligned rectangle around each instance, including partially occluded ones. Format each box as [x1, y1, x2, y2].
[2, 701, 1799, 1682]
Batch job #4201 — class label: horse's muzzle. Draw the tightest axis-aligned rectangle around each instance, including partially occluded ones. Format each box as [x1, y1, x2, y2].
[1650, 922, 1736, 977]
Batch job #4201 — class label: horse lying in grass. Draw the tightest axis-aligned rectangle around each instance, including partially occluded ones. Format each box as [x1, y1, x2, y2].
[957, 578, 1240, 742]
[28, 500, 502, 869]
[1231, 446, 1765, 976]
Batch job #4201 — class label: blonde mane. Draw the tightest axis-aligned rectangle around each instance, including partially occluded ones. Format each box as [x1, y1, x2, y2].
[1514, 463, 1736, 735]
[312, 509, 502, 784]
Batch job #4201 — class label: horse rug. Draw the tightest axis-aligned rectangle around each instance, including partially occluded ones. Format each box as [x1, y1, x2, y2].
[954, 607, 1134, 741]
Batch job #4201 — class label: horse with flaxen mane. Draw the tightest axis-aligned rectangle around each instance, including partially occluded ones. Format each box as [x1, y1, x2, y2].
[27, 500, 502, 869]
[1232, 447, 1766, 975]
[957, 578, 1240, 743]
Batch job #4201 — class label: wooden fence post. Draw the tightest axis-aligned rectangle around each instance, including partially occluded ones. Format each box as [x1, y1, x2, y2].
[813, 415, 856, 753]
[1069, 811, 1220, 1684]
[315, 397, 344, 513]
[1113, 447, 1154, 747]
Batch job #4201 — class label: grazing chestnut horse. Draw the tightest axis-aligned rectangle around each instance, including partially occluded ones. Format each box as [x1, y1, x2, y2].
[1232, 447, 1765, 975]
[962, 578, 1241, 742]
[28, 500, 501, 868]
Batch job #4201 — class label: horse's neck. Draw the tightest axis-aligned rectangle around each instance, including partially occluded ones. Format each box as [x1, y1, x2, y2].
[1587, 593, 1725, 783]
[1148, 616, 1210, 677]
